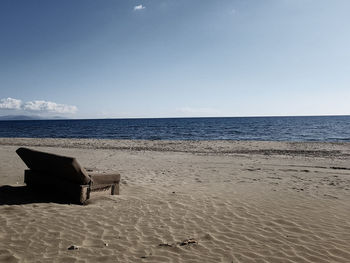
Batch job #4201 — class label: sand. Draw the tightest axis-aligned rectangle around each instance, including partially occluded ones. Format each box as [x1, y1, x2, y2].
[0, 138, 350, 263]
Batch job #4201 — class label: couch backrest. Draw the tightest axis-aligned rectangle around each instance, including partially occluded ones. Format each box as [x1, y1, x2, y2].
[16, 147, 91, 185]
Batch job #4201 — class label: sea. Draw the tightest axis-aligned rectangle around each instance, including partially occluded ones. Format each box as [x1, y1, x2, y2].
[0, 116, 350, 142]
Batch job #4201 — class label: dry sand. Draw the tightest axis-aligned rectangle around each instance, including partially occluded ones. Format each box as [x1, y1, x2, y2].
[0, 138, 350, 263]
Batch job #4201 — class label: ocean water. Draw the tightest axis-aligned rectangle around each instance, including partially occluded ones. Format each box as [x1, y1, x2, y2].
[0, 116, 350, 142]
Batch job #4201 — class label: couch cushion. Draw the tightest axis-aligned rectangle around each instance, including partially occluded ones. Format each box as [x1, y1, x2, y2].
[89, 173, 120, 186]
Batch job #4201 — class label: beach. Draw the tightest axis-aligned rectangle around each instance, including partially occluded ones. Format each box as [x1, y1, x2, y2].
[1, 138, 350, 263]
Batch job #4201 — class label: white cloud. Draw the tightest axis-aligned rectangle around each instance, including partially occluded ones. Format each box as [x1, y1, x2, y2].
[0, 97, 77, 114]
[134, 4, 145, 11]
[0, 98, 22, 110]
[24, 100, 77, 114]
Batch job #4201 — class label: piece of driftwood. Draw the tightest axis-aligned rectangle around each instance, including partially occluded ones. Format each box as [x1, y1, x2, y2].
[16, 147, 120, 204]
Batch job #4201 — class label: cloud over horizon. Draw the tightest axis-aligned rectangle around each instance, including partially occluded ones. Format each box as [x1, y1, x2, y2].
[0, 97, 78, 115]
[176, 107, 220, 116]
[0, 98, 22, 110]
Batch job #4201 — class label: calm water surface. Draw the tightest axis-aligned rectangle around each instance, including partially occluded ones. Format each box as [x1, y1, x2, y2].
[0, 116, 350, 142]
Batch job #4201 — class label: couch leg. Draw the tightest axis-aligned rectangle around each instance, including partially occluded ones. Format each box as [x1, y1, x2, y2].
[111, 183, 119, 195]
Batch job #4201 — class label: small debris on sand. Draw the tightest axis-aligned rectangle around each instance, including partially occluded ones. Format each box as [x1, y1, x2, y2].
[68, 245, 80, 250]
[179, 238, 198, 246]
[159, 238, 199, 248]
[159, 243, 173, 247]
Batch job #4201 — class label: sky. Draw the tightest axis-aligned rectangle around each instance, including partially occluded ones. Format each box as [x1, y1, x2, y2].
[0, 0, 350, 119]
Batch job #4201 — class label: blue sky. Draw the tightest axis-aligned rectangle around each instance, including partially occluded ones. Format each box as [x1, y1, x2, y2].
[0, 0, 349, 118]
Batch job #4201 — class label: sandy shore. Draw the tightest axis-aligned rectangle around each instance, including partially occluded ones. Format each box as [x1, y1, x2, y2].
[1, 138, 350, 262]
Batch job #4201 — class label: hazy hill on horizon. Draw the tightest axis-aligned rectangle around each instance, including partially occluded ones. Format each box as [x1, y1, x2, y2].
[0, 115, 66, 121]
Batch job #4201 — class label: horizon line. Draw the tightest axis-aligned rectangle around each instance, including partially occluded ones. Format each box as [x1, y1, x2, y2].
[1, 114, 350, 121]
